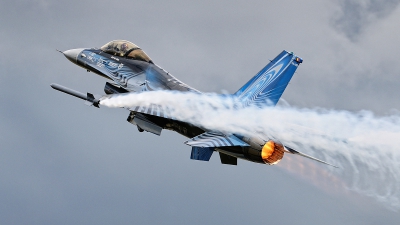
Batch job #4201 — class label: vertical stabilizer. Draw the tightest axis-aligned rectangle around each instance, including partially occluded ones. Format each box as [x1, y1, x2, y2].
[234, 51, 302, 107]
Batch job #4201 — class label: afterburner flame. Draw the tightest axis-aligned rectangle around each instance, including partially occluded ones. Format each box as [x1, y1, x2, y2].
[261, 141, 285, 165]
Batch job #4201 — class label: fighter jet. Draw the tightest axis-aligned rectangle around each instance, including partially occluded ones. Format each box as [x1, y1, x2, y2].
[51, 40, 336, 167]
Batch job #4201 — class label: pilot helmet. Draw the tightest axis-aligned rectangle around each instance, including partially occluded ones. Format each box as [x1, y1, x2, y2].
[121, 43, 129, 53]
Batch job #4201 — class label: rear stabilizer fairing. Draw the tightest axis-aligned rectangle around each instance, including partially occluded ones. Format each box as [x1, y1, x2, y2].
[234, 51, 302, 107]
[190, 146, 239, 165]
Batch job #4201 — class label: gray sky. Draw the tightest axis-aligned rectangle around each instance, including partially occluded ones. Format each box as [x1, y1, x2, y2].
[1, 0, 400, 224]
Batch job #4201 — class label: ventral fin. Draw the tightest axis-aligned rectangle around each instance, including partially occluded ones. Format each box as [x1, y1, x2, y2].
[190, 147, 214, 161]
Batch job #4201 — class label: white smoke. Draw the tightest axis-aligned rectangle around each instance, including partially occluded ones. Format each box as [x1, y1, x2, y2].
[100, 90, 400, 210]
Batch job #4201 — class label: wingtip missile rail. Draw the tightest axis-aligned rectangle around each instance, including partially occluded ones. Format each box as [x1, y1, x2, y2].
[50, 83, 100, 108]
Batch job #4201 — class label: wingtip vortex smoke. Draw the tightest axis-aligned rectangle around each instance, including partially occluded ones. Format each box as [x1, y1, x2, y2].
[101, 90, 400, 210]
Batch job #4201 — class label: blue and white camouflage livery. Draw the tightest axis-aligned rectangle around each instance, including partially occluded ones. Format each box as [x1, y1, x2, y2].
[52, 40, 337, 167]
[235, 51, 302, 107]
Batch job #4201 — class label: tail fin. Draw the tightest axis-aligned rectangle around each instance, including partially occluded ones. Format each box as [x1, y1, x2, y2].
[234, 50, 302, 107]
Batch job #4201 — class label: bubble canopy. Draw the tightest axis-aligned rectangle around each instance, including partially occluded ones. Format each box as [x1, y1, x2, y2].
[100, 40, 152, 63]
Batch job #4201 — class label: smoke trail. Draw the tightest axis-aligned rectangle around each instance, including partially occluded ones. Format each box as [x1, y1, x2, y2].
[100, 90, 400, 210]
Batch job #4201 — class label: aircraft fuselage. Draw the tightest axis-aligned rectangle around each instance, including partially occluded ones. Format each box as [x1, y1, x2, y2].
[63, 47, 267, 165]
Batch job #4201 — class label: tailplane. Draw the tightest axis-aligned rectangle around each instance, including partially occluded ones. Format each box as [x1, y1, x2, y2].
[234, 51, 302, 107]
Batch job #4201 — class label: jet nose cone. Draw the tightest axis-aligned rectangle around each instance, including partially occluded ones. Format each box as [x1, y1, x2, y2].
[63, 48, 85, 64]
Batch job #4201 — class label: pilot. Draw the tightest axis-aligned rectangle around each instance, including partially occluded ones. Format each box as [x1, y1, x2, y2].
[106, 43, 113, 51]
[120, 43, 129, 55]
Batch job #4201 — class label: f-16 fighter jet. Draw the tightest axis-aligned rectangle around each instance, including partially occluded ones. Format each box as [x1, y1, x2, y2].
[51, 40, 335, 167]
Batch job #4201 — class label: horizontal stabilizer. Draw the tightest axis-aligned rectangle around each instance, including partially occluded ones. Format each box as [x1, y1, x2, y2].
[190, 147, 214, 161]
[284, 146, 338, 168]
[185, 131, 249, 148]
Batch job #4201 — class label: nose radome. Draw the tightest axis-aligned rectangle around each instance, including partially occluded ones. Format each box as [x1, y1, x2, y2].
[63, 48, 85, 64]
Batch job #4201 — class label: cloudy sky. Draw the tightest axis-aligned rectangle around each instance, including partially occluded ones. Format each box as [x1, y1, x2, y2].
[1, 0, 400, 224]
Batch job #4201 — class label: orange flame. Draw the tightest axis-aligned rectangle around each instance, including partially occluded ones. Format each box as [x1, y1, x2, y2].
[262, 141, 284, 165]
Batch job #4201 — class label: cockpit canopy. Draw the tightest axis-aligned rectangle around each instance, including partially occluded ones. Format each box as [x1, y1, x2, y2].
[100, 40, 153, 63]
